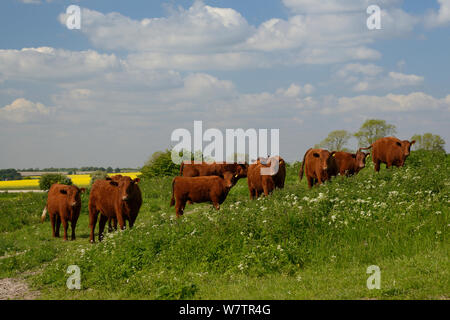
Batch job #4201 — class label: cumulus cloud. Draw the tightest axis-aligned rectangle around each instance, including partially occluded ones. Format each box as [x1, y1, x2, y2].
[0, 47, 120, 81]
[425, 0, 450, 28]
[0, 98, 51, 123]
[322, 92, 448, 114]
[54, 2, 419, 70]
[335, 63, 424, 92]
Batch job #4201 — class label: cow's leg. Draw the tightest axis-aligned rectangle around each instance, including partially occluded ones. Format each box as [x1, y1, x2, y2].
[62, 217, 68, 241]
[71, 216, 78, 241]
[374, 160, 381, 172]
[386, 161, 392, 169]
[117, 213, 126, 231]
[55, 215, 61, 238]
[263, 184, 270, 196]
[307, 176, 314, 189]
[89, 206, 98, 243]
[108, 217, 113, 232]
[249, 187, 255, 200]
[211, 197, 220, 210]
[175, 198, 185, 218]
[98, 214, 108, 242]
[50, 213, 56, 238]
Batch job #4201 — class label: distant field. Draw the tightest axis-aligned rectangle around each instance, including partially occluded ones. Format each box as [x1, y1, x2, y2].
[0, 173, 141, 190]
[0, 151, 448, 300]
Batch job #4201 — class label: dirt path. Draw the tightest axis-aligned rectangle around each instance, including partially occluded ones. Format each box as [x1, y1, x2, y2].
[0, 278, 40, 300]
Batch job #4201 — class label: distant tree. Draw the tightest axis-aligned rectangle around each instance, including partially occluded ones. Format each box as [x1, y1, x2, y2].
[411, 133, 446, 152]
[90, 170, 109, 187]
[39, 174, 72, 191]
[315, 130, 352, 151]
[106, 167, 114, 173]
[0, 169, 22, 181]
[141, 150, 181, 178]
[354, 119, 397, 147]
[114, 168, 121, 173]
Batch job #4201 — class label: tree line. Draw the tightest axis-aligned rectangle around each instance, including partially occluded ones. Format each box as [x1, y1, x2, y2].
[315, 119, 446, 152]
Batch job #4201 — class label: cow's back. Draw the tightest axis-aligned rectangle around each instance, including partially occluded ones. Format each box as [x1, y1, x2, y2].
[89, 180, 118, 214]
[372, 137, 403, 163]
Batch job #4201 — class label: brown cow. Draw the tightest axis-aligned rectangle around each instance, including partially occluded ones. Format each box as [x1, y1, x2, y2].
[332, 150, 370, 176]
[180, 162, 248, 179]
[41, 184, 85, 241]
[247, 162, 276, 199]
[361, 137, 416, 172]
[88, 176, 142, 242]
[170, 172, 237, 218]
[299, 148, 337, 188]
[257, 156, 286, 189]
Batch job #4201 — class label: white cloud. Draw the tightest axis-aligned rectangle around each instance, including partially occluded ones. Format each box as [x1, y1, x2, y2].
[0, 98, 51, 123]
[335, 63, 424, 92]
[58, 3, 253, 53]
[322, 92, 448, 114]
[425, 0, 450, 28]
[0, 47, 120, 81]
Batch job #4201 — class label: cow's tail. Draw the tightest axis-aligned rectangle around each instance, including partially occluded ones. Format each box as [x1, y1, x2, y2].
[358, 145, 373, 152]
[170, 178, 176, 207]
[41, 205, 48, 223]
[299, 148, 312, 182]
[179, 162, 184, 176]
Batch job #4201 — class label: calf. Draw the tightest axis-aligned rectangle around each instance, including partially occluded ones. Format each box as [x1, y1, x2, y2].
[333, 150, 370, 176]
[247, 162, 276, 199]
[299, 148, 337, 188]
[170, 172, 237, 217]
[88, 176, 142, 242]
[41, 184, 85, 241]
[361, 137, 416, 172]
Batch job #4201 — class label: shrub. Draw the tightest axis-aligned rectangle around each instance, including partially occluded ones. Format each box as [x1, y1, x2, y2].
[39, 173, 72, 191]
[90, 170, 109, 186]
[140, 150, 181, 178]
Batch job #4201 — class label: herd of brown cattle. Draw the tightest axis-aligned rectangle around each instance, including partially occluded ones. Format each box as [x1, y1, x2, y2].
[41, 136, 415, 242]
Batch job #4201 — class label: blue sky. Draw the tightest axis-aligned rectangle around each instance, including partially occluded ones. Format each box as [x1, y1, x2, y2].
[0, 0, 449, 168]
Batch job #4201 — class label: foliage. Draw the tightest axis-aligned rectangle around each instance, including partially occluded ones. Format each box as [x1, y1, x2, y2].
[90, 170, 109, 187]
[411, 133, 446, 153]
[0, 169, 22, 181]
[39, 173, 72, 191]
[315, 130, 352, 151]
[354, 119, 397, 147]
[140, 150, 181, 178]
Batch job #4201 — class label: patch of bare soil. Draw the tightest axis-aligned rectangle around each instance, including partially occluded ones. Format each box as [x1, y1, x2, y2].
[0, 278, 40, 300]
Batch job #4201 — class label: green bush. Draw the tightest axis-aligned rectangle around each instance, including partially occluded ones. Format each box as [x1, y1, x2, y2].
[140, 150, 181, 178]
[90, 170, 109, 186]
[39, 173, 72, 191]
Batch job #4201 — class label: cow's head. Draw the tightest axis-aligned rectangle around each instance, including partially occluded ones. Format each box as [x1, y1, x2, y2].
[223, 171, 238, 189]
[312, 150, 336, 172]
[109, 176, 140, 201]
[60, 186, 85, 207]
[400, 140, 416, 157]
[355, 150, 371, 169]
[235, 163, 249, 178]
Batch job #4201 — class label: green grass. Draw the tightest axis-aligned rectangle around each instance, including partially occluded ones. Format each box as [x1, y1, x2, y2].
[0, 150, 448, 300]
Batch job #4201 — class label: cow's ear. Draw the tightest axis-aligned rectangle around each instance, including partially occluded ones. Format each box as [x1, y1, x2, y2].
[410, 140, 416, 145]
[109, 181, 119, 187]
[133, 178, 141, 184]
[80, 188, 86, 193]
[396, 141, 402, 147]
[330, 151, 337, 158]
[351, 154, 356, 159]
[105, 177, 112, 181]
[365, 153, 370, 158]
[313, 153, 320, 158]
[60, 189, 68, 195]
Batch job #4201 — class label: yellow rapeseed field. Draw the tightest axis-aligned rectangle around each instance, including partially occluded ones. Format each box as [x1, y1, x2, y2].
[0, 173, 141, 189]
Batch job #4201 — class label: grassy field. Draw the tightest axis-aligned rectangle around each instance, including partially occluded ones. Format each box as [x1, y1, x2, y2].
[0, 151, 448, 300]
